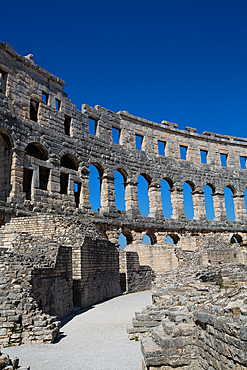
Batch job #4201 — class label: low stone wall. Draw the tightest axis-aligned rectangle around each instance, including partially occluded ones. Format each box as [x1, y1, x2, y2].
[0, 233, 68, 345]
[73, 236, 121, 308]
[126, 251, 155, 293]
[32, 245, 73, 319]
[124, 243, 179, 274]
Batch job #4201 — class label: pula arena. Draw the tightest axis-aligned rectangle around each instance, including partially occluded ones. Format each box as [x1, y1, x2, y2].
[0, 42, 247, 369]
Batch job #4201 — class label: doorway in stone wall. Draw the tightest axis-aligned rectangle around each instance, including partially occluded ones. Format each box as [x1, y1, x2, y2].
[0, 131, 12, 201]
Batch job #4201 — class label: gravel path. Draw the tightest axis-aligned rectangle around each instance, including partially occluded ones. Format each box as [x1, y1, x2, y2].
[6, 291, 151, 370]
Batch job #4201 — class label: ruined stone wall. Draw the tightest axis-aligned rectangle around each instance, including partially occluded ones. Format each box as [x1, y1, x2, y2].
[125, 251, 155, 293]
[129, 264, 247, 370]
[0, 233, 70, 345]
[0, 42, 247, 243]
[124, 235, 247, 275]
[124, 243, 179, 274]
[73, 236, 121, 308]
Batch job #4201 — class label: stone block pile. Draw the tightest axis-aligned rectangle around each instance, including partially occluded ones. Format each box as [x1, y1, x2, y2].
[129, 264, 247, 369]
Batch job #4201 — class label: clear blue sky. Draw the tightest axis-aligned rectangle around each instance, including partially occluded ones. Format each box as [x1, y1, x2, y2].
[2, 0, 246, 247]
[2, 0, 247, 137]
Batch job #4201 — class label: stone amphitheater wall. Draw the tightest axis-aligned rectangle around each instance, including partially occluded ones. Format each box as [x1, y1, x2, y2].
[0, 42, 247, 244]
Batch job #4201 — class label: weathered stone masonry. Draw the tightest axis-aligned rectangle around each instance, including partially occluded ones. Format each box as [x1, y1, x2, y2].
[1, 41, 247, 354]
[0, 41, 247, 245]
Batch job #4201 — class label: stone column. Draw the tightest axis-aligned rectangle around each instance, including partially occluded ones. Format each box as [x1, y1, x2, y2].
[106, 227, 120, 244]
[131, 230, 144, 244]
[79, 166, 91, 210]
[100, 173, 116, 213]
[148, 182, 163, 218]
[125, 180, 140, 217]
[192, 190, 207, 220]
[47, 161, 60, 195]
[31, 164, 39, 200]
[8, 148, 24, 203]
[155, 232, 167, 244]
[170, 187, 186, 220]
[233, 194, 247, 221]
[213, 192, 227, 221]
[67, 174, 74, 196]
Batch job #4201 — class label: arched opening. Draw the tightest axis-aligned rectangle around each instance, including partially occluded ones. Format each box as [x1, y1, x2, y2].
[118, 233, 127, 249]
[161, 178, 173, 218]
[244, 188, 247, 214]
[0, 131, 12, 201]
[137, 174, 150, 216]
[25, 142, 48, 160]
[61, 154, 78, 170]
[166, 234, 180, 244]
[230, 234, 242, 245]
[25, 143, 50, 195]
[89, 163, 102, 211]
[146, 232, 157, 245]
[224, 186, 235, 221]
[142, 234, 151, 244]
[204, 184, 215, 220]
[182, 181, 194, 219]
[114, 169, 126, 211]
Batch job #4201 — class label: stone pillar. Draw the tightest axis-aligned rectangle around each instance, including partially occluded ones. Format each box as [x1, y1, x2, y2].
[192, 190, 207, 220]
[155, 232, 167, 244]
[125, 180, 140, 217]
[100, 173, 116, 213]
[67, 174, 74, 196]
[8, 148, 24, 203]
[47, 164, 60, 195]
[213, 192, 227, 221]
[106, 227, 120, 244]
[233, 194, 247, 221]
[148, 182, 163, 217]
[79, 166, 91, 210]
[170, 187, 186, 220]
[32, 165, 39, 189]
[131, 230, 144, 244]
[31, 164, 39, 200]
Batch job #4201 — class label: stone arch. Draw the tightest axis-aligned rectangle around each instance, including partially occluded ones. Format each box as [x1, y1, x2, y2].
[137, 173, 152, 216]
[224, 185, 235, 221]
[0, 128, 13, 150]
[182, 180, 195, 219]
[161, 177, 173, 218]
[0, 129, 13, 201]
[226, 184, 236, 195]
[122, 230, 133, 245]
[61, 154, 79, 171]
[204, 183, 216, 220]
[112, 164, 129, 181]
[230, 233, 243, 245]
[25, 142, 48, 160]
[166, 233, 180, 244]
[145, 231, 157, 245]
[89, 162, 104, 211]
[114, 168, 128, 211]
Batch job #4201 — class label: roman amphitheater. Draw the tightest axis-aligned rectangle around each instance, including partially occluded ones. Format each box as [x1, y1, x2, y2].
[0, 42, 247, 369]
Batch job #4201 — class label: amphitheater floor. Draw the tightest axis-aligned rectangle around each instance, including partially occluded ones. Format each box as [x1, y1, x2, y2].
[6, 290, 152, 370]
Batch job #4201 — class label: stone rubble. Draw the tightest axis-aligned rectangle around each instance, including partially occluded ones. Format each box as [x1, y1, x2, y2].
[129, 264, 247, 369]
[0, 350, 29, 370]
